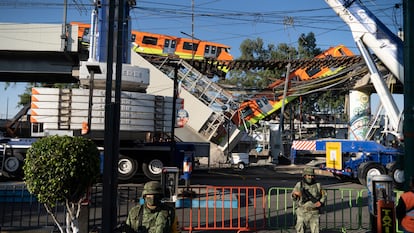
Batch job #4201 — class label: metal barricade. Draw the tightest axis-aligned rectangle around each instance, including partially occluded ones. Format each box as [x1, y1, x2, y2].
[2, 183, 405, 233]
[267, 187, 369, 232]
[0, 183, 139, 232]
[176, 185, 266, 233]
[0, 183, 65, 230]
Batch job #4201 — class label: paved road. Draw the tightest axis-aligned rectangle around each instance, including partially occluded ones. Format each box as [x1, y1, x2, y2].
[188, 164, 364, 189]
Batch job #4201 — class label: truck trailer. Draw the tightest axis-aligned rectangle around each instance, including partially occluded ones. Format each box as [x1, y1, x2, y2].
[0, 60, 201, 181]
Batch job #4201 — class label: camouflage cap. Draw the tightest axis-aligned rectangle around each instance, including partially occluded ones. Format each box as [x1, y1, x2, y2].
[142, 181, 163, 196]
[302, 167, 315, 176]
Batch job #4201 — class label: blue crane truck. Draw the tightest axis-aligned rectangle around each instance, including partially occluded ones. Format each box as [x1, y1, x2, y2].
[291, 139, 404, 188]
[289, 0, 406, 188]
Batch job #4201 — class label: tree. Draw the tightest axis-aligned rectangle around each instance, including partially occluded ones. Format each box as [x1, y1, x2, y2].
[269, 43, 298, 60]
[18, 86, 32, 107]
[227, 38, 293, 91]
[239, 38, 269, 60]
[297, 32, 321, 58]
[23, 135, 100, 233]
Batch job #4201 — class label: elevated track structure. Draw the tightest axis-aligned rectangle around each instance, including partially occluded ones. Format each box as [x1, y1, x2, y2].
[0, 22, 383, 165]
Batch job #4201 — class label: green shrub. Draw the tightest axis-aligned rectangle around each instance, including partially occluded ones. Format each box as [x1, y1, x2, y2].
[23, 135, 100, 207]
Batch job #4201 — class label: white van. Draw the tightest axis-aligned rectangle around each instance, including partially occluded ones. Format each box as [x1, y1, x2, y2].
[231, 153, 249, 170]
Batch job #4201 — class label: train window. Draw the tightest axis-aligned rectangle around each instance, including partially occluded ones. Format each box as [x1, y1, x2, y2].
[83, 28, 90, 37]
[82, 28, 90, 43]
[205, 46, 210, 53]
[260, 96, 269, 105]
[142, 36, 158, 45]
[131, 34, 136, 42]
[183, 42, 198, 51]
[241, 106, 254, 118]
[306, 67, 322, 78]
[337, 48, 346, 57]
[256, 99, 264, 108]
[171, 40, 176, 48]
[211, 46, 217, 55]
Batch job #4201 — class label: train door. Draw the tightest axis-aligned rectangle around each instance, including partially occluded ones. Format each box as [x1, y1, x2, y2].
[256, 97, 273, 114]
[81, 27, 90, 44]
[163, 39, 176, 55]
[204, 45, 218, 58]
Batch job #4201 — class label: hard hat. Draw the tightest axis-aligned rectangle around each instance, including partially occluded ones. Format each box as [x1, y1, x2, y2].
[302, 167, 315, 176]
[142, 181, 163, 196]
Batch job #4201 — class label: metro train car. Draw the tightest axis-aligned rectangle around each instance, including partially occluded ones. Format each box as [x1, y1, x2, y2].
[269, 44, 354, 88]
[235, 96, 296, 128]
[236, 45, 355, 128]
[71, 22, 233, 61]
[132, 31, 233, 61]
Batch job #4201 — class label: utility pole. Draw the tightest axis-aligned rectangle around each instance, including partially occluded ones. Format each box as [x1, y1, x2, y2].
[102, 0, 119, 232]
[60, 0, 67, 51]
[191, 0, 195, 62]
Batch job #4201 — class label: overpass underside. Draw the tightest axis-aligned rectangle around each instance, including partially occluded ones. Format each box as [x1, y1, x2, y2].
[0, 50, 79, 83]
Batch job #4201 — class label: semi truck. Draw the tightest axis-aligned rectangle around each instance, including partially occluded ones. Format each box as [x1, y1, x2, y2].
[0, 1, 206, 181]
[291, 0, 405, 188]
[0, 61, 199, 181]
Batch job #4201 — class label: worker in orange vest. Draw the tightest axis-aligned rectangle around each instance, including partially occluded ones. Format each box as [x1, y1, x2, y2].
[396, 176, 414, 233]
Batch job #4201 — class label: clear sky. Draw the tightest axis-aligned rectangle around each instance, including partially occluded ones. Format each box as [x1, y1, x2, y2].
[0, 0, 403, 118]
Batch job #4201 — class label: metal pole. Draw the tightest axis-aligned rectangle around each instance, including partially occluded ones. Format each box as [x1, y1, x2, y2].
[280, 63, 291, 130]
[102, 0, 117, 232]
[170, 66, 178, 164]
[403, 0, 414, 190]
[61, 0, 67, 51]
[87, 71, 94, 135]
[191, 0, 195, 62]
[227, 118, 230, 162]
[279, 63, 291, 157]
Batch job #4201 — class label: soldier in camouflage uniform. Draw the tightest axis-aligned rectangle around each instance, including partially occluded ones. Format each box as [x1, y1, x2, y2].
[292, 167, 327, 233]
[126, 181, 178, 233]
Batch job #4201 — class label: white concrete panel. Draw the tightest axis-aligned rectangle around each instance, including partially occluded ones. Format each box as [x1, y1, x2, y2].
[0, 23, 78, 52]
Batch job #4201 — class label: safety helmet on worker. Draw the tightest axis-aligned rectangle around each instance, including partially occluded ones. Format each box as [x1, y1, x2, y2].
[142, 181, 163, 196]
[302, 167, 315, 176]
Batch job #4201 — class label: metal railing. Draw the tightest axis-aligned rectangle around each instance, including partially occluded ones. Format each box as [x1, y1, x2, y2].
[176, 185, 266, 232]
[267, 188, 370, 232]
[1, 183, 405, 232]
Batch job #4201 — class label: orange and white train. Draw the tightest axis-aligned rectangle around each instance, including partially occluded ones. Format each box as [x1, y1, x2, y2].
[71, 22, 233, 61]
[235, 45, 355, 128]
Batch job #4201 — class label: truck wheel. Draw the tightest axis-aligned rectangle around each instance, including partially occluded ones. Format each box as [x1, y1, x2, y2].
[237, 162, 246, 170]
[357, 162, 386, 186]
[118, 156, 138, 181]
[3, 154, 24, 178]
[142, 159, 164, 180]
[4, 156, 20, 173]
[387, 162, 404, 190]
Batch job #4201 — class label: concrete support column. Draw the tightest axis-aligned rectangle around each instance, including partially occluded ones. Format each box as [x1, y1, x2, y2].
[349, 90, 371, 140]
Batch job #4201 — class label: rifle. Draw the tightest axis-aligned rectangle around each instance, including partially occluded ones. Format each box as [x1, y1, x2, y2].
[113, 221, 140, 233]
[301, 187, 319, 204]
